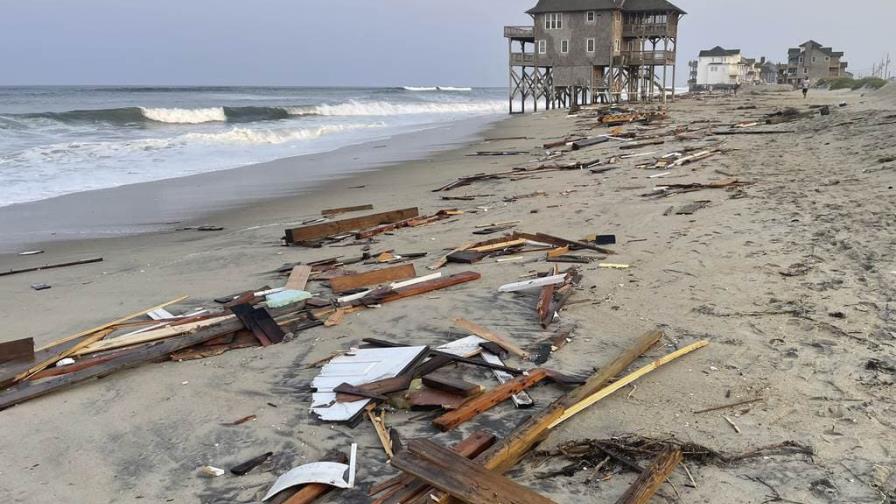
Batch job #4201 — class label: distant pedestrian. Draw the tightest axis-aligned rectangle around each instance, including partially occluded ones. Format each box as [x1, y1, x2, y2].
[801, 78, 810, 99]
[734, 82, 741, 96]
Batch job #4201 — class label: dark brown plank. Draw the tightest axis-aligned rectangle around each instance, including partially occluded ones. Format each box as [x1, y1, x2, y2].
[285, 208, 419, 244]
[329, 264, 416, 294]
[0, 338, 34, 364]
[422, 373, 483, 397]
[375, 271, 481, 304]
[392, 439, 556, 504]
[0, 257, 103, 277]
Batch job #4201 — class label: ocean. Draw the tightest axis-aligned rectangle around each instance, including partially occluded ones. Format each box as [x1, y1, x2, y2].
[0, 86, 506, 208]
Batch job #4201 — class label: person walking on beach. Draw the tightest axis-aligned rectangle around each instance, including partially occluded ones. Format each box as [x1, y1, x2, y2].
[734, 82, 741, 96]
[801, 78, 810, 99]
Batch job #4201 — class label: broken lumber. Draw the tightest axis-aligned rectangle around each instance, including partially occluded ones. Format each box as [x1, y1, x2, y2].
[571, 136, 609, 150]
[452, 318, 528, 359]
[329, 264, 416, 294]
[499, 274, 567, 293]
[432, 368, 549, 431]
[549, 340, 709, 428]
[615, 448, 683, 504]
[429, 242, 475, 270]
[374, 271, 481, 304]
[0, 257, 103, 277]
[321, 204, 374, 217]
[284, 265, 312, 291]
[72, 315, 237, 356]
[422, 373, 483, 398]
[0, 338, 34, 364]
[284, 208, 419, 244]
[391, 439, 556, 504]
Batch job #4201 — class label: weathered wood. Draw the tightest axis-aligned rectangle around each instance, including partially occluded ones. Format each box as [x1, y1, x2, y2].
[429, 242, 475, 270]
[0, 318, 250, 410]
[422, 373, 483, 397]
[370, 431, 496, 503]
[614, 448, 683, 504]
[475, 330, 664, 473]
[285, 208, 419, 244]
[571, 136, 609, 150]
[536, 283, 556, 328]
[231, 305, 283, 347]
[524, 232, 615, 255]
[321, 204, 374, 217]
[16, 328, 114, 383]
[230, 452, 273, 476]
[284, 265, 312, 291]
[407, 387, 468, 410]
[432, 369, 549, 431]
[363, 339, 522, 376]
[35, 295, 190, 352]
[374, 271, 481, 304]
[549, 340, 709, 428]
[329, 264, 417, 294]
[0, 257, 103, 277]
[0, 338, 34, 364]
[620, 139, 665, 150]
[452, 318, 528, 359]
[392, 439, 556, 504]
[469, 239, 527, 253]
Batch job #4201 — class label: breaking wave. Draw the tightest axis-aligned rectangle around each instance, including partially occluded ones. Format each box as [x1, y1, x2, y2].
[15, 100, 503, 126]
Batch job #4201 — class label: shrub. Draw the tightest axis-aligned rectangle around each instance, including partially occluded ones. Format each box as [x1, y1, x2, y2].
[817, 77, 888, 90]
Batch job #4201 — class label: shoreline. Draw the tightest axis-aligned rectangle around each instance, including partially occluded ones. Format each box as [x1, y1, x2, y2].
[0, 113, 506, 253]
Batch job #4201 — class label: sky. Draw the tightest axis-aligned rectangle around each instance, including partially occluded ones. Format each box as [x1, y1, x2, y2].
[0, 0, 893, 87]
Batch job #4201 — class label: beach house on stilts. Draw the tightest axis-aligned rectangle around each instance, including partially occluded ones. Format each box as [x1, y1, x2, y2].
[505, 0, 685, 113]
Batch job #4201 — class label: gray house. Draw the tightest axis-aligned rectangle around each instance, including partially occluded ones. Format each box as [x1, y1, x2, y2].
[786, 40, 850, 85]
[505, 0, 686, 112]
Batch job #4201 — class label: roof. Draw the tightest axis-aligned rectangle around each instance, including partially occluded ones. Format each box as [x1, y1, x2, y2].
[699, 46, 741, 57]
[526, 0, 685, 14]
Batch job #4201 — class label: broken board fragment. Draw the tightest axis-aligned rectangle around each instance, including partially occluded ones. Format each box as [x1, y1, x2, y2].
[263, 444, 357, 501]
[329, 264, 416, 294]
[321, 204, 374, 217]
[0, 338, 34, 365]
[285, 208, 419, 244]
[433, 369, 549, 431]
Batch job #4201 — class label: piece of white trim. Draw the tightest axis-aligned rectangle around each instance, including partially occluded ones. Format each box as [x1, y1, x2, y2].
[499, 274, 567, 293]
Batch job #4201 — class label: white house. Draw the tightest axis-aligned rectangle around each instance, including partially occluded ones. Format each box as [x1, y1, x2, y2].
[695, 46, 748, 89]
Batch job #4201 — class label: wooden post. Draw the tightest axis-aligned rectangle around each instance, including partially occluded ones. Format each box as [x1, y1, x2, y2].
[614, 448, 683, 504]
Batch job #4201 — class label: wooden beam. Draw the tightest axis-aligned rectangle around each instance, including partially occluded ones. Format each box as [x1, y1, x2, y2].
[72, 315, 237, 356]
[549, 340, 708, 428]
[422, 373, 483, 397]
[474, 330, 664, 473]
[329, 264, 417, 294]
[615, 448, 683, 504]
[376, 271, 480, 304]
[0, 257, 103, 277]
[391, 439, 556, 504]
[284, 208, 419, 244]
[432, 368, 549, 432]
[452, 318, 528, 359]
[429, 242, 475, 270]
[284, 265, 312, 291]
[0, 338, 34, 364]
[321, 204, 374, 217]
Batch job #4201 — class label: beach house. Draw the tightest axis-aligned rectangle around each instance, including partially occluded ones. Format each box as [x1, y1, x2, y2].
[504, 0, 685, 113]
[692, 46, 748, 91]
[786, 40, 851, 85]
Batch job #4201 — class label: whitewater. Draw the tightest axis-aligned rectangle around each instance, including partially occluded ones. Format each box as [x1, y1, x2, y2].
[0, 86, 505, 207]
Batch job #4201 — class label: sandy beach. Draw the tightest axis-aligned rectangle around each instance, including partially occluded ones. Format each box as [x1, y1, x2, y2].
[1, 85, 895, 504]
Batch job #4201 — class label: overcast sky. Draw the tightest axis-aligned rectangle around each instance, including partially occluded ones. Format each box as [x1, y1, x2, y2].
[1, 0, 893, 87]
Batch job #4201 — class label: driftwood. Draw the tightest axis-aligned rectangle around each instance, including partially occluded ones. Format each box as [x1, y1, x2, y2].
[432, 369, 549, 431]
[615, 448, 682, 504]
[0, 257, 103, 277]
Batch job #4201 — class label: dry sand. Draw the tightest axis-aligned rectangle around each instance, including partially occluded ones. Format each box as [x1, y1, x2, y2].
[0, 85, 894, 503]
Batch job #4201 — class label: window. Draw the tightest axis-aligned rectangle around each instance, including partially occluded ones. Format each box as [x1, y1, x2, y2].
[812, 57, 816, 63]
[538, 40, 546, 54]
[586, 11, 595, 23]
[545, 13, 562, 30]
[614, 39, 620, 51]
[586, 38, 595, 53]
[560, 40, 569, 53]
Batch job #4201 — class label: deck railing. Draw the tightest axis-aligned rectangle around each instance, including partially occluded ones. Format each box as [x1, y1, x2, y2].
[504, 26, 534, 39]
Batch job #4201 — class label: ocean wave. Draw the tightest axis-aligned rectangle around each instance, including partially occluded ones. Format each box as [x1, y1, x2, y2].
[181, 123, 383, 145]
[139, 107, 227, 124]
[14, 99, 503, 126]
[437, 86, 473, 92]
[402, 86, 438, 92]
[288, 100, 504, 117]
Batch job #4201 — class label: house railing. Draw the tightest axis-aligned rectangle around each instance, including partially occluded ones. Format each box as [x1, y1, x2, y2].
[504, 26, 534, 39]
[510, 53, 536, 66]
[622, 23, 671, 37]
[616, 50, 675, 65]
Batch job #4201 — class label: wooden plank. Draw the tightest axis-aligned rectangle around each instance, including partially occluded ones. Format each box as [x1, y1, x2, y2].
[421, 373, 483, 397]
[549, 341, 709, 428]
[392, 439, 556, 504]
[231, 305, 275, 347]
[432, 369, 549, 431]
[429, 242, 475, 270]
[321, 204, 374, 217]
[35, 295, 190, 352]
[475, 330, 664, 473]
[371, 431, 496, 503]
[284, 265, 312, 291]
[530, 232, 615, 255]
[363, 338, 521, 376]
[481, 351, 533, 408]
[72, 315, 236, 356]
[0, 338, 34, 364]
[615, 448, 683, 504]
[329, 264, 417, 294]
[469, 239, 527, 253]
[0, 257, 103, 277]
[407, 387, 469, 410]
[376, 271, 480, 304]
[536, 283, 556, 328]
[452, 318, 528, 359]
[0, 318, 249, 410]
[285, 208, 419, 244]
